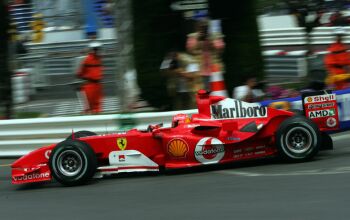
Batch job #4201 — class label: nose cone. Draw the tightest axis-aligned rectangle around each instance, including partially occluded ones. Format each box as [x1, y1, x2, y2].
[11, 145, 55, 168]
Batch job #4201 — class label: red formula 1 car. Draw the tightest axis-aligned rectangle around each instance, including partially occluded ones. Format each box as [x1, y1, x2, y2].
[12, 90, 339, 186]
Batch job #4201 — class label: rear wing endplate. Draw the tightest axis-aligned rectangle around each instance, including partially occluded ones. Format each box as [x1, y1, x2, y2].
[302, 90, 339, 131]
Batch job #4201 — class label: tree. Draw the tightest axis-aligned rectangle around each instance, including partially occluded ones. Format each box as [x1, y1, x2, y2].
[0, 0, 12, 119]
[208, 0, 264, 94]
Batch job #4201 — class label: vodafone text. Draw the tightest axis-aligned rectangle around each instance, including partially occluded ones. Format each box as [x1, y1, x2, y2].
[13, 172, 50, 182]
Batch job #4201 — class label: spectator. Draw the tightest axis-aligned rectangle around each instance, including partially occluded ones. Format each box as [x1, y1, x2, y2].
[233, 77, 265, 102]
[324, 28, 350, 90]
[15, 35, 28, 56]
[30, 13, 45, 43]
[161, 51, 201, 110]
[186, 19, 225, 91]
[160, 51, 178, 110]
[77, 42, 104, 114]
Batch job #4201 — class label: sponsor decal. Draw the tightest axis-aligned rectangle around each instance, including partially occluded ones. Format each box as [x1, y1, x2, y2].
[13, 172, 50, 182]
[45, 150, 51, 159]
[185, 124, 200, 128]
[211, 99, 267, 119]
[195, 137, 225, 164]
[167, 138, 189, 158]
[308, 108, 336, 119]
[307, 103, 334, 109]
[227, 136, 240, 141]
[117, 138, 127, 150]
[305, 94, 336, 103]
[327, 117, 337, 127]
[119, 155, 125, 162]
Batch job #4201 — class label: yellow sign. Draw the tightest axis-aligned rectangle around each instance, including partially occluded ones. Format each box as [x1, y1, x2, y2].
[117, 138, 127, 150]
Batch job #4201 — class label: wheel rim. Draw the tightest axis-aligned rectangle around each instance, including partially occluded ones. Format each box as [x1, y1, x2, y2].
[285, 127, 312, 154]
[57, 150, 83, 177]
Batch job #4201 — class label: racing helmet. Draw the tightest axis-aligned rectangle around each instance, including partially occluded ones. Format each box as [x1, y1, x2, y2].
[172, 114, 191, 128]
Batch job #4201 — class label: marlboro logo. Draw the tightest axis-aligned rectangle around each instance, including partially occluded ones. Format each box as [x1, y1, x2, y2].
[211, 99, 267, 119]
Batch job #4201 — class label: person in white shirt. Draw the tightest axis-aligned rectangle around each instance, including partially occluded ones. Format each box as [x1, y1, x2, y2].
[233, 77, 265, 102]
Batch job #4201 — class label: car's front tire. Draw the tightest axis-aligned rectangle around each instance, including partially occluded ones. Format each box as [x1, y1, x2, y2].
[276, 116, 321, 161]
[49, 140, 97, 186]
[66, 130, 97, 140]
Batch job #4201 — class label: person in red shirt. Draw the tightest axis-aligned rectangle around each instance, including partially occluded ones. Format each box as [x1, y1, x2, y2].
[324, 29, 350, 90]
[77, 42, 104, 113]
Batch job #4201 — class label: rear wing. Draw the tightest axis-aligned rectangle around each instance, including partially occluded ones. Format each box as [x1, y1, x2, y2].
[302, 90, 339, 131]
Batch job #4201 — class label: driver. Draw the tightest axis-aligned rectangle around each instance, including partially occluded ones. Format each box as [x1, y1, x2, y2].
[172, 114, 191, 128]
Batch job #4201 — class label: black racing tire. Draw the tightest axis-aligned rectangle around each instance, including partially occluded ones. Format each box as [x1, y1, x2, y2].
[66, 130, 97, 140]
[49, 140, 97, 186]
[276, 116, 321, 162]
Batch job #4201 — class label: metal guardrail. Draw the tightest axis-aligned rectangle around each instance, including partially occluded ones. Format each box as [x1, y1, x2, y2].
[264, 56, 307, 78]
[3, 88, 350, 158]
[0, 109, 196, 157]
[18, 39, 118, 87]
[260, 26, 350, 46]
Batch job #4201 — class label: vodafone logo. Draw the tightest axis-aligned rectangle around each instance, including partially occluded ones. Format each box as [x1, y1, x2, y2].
[327, 117, 337, 128]
[195, 137, 225, 164]
[13, 172, 50, 182]
[45, 150, 52, 159]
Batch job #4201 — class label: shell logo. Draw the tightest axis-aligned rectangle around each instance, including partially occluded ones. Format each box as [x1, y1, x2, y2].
[307, 97, 313, 103]
[167, 138, 189, 158]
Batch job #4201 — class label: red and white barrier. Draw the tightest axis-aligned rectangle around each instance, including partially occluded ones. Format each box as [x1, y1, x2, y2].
[263, 49, 330, 56]
[209, 64, 228, 97]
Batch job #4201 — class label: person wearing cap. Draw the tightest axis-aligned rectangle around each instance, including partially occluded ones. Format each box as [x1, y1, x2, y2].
[324, 28, 350, 90]
[77, 42, 104, 113]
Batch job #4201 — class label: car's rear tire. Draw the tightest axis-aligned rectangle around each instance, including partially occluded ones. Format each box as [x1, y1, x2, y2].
[49, 140, 97, 186]
[276, 116, 321, 162]
[66, 130, 97, 139]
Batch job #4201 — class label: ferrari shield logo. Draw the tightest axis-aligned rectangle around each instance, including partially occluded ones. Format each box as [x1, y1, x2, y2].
[117, 138, 127, 150]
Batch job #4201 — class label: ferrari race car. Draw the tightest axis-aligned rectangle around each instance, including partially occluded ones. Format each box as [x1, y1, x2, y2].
[12, 90, 339, 186]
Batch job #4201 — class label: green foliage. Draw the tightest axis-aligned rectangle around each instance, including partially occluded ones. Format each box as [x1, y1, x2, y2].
[132, 0, 264, 106]
[131, 0, 183, 109]
[0, 0, 12, 118]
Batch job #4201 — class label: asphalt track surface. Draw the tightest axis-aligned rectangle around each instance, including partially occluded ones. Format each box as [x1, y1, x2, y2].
[1, 132, 350, 220]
